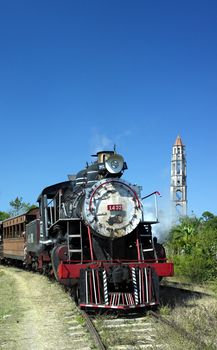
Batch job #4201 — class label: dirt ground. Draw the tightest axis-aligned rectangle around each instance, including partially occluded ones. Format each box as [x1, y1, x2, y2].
[0, 266, 94, 350]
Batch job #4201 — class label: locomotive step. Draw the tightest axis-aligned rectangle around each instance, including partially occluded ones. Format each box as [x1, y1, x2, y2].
[68, 234, 81, 238]
[68, 249, 82, 253]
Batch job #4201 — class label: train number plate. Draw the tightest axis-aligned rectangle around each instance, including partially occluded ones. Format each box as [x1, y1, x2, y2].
[107, 204, 123, 211]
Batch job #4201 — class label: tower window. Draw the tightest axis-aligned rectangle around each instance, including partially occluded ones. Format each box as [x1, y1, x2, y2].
[176, 190, 182, 200]
[177, 161, 181, 174]
[176, 204, 182, 215]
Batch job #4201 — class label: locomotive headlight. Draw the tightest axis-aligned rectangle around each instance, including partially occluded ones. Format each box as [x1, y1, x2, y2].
[105, 154, 124, 174]
[111, 160, 119, 170]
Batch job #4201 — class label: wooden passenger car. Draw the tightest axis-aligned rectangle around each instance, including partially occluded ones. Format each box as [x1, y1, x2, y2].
[2, 208, 39, 260]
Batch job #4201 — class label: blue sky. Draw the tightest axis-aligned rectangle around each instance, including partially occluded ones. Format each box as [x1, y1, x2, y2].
[0, 0, 217, 221]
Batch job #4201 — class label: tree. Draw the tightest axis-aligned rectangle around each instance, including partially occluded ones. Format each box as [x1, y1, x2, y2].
[166, 216, 201, 255]
[0, 211, 10, 221]
[201, 211, 215, 222]
[9, 196, 36, 216]
[166, 212, 217, 282]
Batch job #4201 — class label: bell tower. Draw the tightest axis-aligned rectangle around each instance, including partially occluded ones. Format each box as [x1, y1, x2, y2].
[170, 135, 187, 218]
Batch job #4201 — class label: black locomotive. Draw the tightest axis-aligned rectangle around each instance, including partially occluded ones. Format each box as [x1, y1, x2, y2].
[0, 151, 173, 309]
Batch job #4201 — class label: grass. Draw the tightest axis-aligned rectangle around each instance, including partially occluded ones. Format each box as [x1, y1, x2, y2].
[155, 281, 217, 349]
[159, 305, 171, 316]
[0, 267, 26, 350]
[0, 266, 95, 350]
[0, 268, 23, 323]
[75, 314, 86, 325]
[206, 280, 217, 294]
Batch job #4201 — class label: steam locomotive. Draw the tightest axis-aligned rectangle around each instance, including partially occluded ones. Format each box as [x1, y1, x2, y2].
[0, 151, 174, 309]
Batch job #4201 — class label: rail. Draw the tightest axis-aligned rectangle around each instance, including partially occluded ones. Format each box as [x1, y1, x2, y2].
[81, 310, 106, 350]
[149, 310, 211, 349]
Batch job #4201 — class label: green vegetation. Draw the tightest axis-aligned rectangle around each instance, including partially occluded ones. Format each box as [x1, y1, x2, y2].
[0, 211, 10, 221]
[166, 211, 217, 283]
[75, 314, 86, 325]
[9, 196, 37, 216]
[0, 196, 37, 219]
[159, 304, 171, 315]
[156, 294, 217, 349]
[0, 269, 23, 323]
[0, 267, 94, 350]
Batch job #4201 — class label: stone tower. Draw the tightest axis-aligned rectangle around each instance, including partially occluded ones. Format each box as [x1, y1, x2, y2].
[170, 135, 187, 219]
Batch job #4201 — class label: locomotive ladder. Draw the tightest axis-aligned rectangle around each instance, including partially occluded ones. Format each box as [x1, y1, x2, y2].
[140, 224, 158, 261]
[67, 220, 83, 261]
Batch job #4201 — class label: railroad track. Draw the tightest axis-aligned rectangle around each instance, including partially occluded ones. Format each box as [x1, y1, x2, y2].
[81, 307, 215, 350]
[81, 310, 164, 350]
[78, 283, 216, 350]
[149, 310, 211, 350]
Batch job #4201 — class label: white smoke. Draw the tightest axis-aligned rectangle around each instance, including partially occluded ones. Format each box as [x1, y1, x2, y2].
[90, 128, 132, 154]
[92, 133, 114, 153]
[142, 195, 173, 242]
